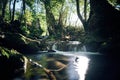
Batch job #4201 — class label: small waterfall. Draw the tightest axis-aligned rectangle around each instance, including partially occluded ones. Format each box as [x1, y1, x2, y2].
[52, 41, 86, 52]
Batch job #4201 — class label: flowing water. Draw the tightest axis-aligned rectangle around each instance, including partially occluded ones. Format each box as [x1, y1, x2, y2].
[23, 41, 120, 80]
[52, 41, 86, 52]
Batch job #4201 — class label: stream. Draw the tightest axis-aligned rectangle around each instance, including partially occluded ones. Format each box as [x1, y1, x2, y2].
[23, 41, 120, 80]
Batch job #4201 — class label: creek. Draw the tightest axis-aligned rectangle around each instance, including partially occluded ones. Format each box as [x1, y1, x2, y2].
[22, 41, 120, 80]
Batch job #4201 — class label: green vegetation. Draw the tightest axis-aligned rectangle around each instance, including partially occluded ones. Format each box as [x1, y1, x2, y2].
[0, 0, 120, 79]
[0, 46, 19, 58]
[0, 0, 87, 40]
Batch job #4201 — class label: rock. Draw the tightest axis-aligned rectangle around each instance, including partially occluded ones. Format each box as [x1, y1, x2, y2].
[0, 32, 41, 54]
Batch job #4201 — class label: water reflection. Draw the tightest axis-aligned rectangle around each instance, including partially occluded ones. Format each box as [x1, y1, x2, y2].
[67, 56, 90, 80]
[26, 53, 90, 80]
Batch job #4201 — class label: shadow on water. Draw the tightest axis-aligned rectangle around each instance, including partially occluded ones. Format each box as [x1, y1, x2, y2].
[86, 55, 120, 80]
[24, 41, 120, 80]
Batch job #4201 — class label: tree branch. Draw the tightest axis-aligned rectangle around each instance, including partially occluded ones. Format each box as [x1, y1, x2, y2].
[76, 0, 85, 25]
[84, 0, 87, 21]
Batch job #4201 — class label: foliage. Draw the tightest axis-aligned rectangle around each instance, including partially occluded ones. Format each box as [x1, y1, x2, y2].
[25, 0, 35, 8]
[0, 46, 20, 58]
[108, 0, 117, 6]
[0, 0, 89, 44]
[64, 25, 85, 41]
[24, 10, 34, 24]
[0, 0, 90, 54]
[20, 25, 30, 35]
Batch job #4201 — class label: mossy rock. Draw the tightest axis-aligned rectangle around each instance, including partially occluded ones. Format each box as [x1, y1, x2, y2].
[0, 32, 41, 54]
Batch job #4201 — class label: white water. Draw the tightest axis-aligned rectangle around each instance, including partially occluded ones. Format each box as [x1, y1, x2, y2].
[52, 41, 100, 55]
[52, 41, 87, 52]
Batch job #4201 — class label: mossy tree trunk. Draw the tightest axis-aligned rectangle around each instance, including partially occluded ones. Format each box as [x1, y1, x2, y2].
[86, 0, 120, 55]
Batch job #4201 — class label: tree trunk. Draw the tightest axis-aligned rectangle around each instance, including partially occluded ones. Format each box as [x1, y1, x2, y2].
[19, 0, 26, 21]
[84, 0, 87, 21]
[11, 0, 17, 22]
[43, 1, 57, 36]
[0, 0, 8, 21]
[75, 0, 85, 26]
[0, 0, 2, 14]
[75, 0, 88, 31]
[86, 0, 120, 55]
[9, 0, 12, 20]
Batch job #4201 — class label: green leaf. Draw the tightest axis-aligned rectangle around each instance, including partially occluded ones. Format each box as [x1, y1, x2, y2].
[1, 49, 10, 58]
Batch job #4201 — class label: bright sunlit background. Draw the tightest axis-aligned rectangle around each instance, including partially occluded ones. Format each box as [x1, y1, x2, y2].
[13, 0, 84, 36]
[15, 0, 83, 26]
